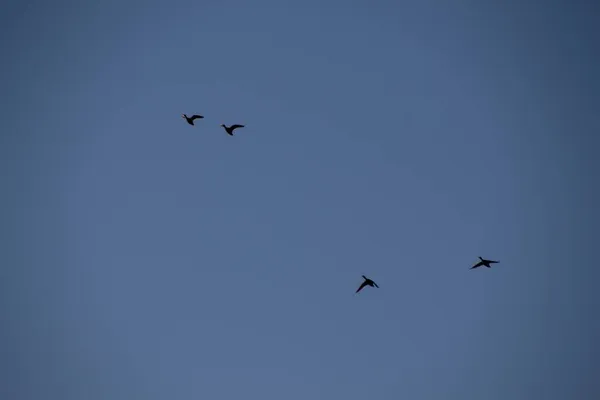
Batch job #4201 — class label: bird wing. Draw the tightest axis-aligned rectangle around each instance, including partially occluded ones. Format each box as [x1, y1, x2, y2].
[191, 115, 204, 120]
[356, 281, 368, 293]
[373, 281, 379, 288]
[471, 261, 484, 269]
[230, 124, 245, 130]
[490, 260, 499, 264]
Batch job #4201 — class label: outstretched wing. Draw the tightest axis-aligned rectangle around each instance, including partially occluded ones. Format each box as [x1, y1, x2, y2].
[372, 281, 379, 288]
[489, 260, 499, 264]
[471, 261, 484, 269]
[356, 281, 368, 293]
[230, 124, 245, 130]
[190, 115, 204, 120]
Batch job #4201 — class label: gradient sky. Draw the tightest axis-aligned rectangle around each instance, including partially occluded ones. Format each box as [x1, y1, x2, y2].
[2, 0, 599, 399]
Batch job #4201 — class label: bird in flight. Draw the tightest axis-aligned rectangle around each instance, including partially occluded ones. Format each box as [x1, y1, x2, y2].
[356, 275, 379, 293]
[470, 256, 499, 269]
[221, 124, 245, 136]
[182, 114, 204, 125]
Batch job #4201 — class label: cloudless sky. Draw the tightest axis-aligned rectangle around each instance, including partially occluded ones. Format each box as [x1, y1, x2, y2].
[1, 0, 599, 399]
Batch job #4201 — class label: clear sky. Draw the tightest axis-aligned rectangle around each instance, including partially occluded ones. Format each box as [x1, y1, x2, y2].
[1, 0, 599, 399]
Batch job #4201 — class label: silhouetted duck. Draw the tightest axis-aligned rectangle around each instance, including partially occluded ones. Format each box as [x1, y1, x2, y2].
[221, 124, 245, 136]
[356, 275, 379, 293]
[182, 114, 204, 125]
[470, 257, 499, 269]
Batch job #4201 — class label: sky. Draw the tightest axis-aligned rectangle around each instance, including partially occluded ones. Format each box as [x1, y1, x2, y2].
[1, 0, 599, 399]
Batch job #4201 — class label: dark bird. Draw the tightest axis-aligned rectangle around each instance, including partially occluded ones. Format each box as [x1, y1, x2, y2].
[182, 114, 204, 125]
[356, 275, 379, 293]
[470, 256, 499, 269]
[221, 124, 245, 136]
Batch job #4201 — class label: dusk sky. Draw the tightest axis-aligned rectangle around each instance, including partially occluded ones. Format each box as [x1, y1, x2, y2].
[1, 1, 599, 399]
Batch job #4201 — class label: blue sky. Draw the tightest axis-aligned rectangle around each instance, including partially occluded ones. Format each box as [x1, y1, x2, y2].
[1, 0, 599, 399]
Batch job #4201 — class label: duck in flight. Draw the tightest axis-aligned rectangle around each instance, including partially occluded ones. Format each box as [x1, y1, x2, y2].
[470, 257, 499, 269]
[182, 114, 204, 125]
[221, 124, 245, 136]
[356, 275, 379, 293]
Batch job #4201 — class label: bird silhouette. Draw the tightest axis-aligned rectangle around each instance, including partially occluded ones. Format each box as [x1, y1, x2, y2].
[182, 114, 204, 125]
[356, 275, 379, 293]
[221, 124, 245, 136]
[470, 256, 499, 269]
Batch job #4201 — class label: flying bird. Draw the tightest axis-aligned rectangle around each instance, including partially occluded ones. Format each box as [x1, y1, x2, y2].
[470, 257, 499, 269]
[356, 275, 379, 293]
[221, 124, 245, 136]
[182, 114, 204, 125]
